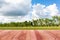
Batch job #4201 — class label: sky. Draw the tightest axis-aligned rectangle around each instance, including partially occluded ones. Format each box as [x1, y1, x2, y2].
[0, 0, 60, 23]
[32, 0, 60, 10]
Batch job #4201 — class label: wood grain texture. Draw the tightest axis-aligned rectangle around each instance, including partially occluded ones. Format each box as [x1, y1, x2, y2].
[0, 30, 60, 40]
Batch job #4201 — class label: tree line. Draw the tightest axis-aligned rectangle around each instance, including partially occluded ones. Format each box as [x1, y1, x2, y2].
[0, 16, 60, 27]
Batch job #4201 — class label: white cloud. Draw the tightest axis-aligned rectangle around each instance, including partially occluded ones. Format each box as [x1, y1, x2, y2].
[0, 0, 59, 23]
[5, 0, 23, 4]
[0, 0, 32, 23]
[0, 13, 32, 23]
[45, 4, 59, 16]
[0, 0, 32, 16]
[32, 3, 59, 19]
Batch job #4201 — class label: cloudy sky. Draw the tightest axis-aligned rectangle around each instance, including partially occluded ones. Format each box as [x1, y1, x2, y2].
[0, 0, 60, 23]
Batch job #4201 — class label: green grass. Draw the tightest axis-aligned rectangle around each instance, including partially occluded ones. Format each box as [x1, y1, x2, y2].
[0, 26, 60, 30]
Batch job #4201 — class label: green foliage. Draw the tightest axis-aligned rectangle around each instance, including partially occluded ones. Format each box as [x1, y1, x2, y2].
[0, 16, 60, 27]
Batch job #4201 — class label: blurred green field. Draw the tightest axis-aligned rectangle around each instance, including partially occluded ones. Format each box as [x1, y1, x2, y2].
[0, 26, 60, 30]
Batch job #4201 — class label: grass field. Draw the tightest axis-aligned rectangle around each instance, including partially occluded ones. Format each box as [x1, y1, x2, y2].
[0, 26, 60, 30]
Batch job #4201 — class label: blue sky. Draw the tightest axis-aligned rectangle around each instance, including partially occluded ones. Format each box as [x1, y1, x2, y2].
[32, 0, 60, 10]
[0, 0, 60, 22]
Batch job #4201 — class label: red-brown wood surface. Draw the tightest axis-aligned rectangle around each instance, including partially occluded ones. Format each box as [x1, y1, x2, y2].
[0, 30, 60, 40]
